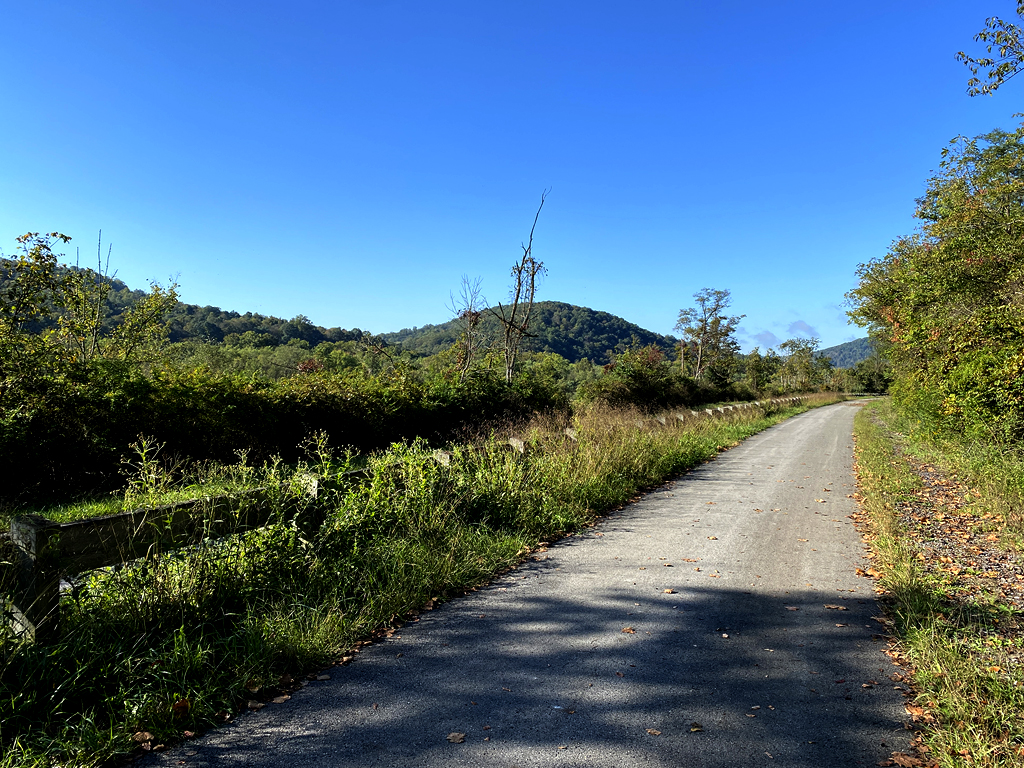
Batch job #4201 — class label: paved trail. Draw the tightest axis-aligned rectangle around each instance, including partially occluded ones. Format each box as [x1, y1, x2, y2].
[152, 401, 910, 767]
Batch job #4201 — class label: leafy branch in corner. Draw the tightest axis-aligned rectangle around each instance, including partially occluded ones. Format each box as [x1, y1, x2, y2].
[957, 1, 1024, 96]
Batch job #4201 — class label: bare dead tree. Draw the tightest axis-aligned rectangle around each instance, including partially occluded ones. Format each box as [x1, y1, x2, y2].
[493, 192, 548, 384]
[446, 274, 486, 383]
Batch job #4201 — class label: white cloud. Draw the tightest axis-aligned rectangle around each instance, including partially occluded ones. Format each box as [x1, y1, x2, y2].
[787, 320, 818, 337]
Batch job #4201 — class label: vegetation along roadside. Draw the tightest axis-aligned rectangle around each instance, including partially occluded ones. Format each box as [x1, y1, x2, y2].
[852, 399, 1024, 768]
[1, 394, 840, 768]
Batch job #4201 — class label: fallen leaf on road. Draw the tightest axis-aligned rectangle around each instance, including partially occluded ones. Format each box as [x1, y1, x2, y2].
[824, 604, 849, 610]
[616, 672, 625, 677]
[798, 538, 808, 542]
[133, 732, 153, 743]
[663, 563, 674, 567]
[622, 627, 636, 634]
[447, 733, 465, 744]
[785, 606, 799, 611]
[835, 623, 848, 627]
[707, 536, 718, 540]
[271, 696, 289, 704]
[646, 729, 662, 736]
[690, 722, 704, 732]
[664, 589, 675, 593]
[815, 499, 826, 503]
[247, 701, 264, 711]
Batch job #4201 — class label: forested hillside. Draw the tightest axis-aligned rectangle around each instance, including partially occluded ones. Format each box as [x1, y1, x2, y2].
[383, 301, 679, 362]
[818, 337, 873, 367]
[13, 271, 673, 361]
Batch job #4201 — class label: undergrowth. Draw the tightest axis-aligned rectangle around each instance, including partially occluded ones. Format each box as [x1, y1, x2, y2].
[0, 394, 839, 767]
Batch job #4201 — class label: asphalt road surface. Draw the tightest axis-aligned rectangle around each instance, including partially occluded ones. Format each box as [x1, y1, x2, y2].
[150, 401, 910, 767]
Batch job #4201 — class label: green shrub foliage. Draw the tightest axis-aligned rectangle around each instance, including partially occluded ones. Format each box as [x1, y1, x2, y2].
[848, 123, 1024, 440]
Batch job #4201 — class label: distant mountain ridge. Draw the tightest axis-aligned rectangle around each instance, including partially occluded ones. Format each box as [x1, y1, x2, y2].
[383, 301, 679, 363]
[818, 337, 874, 367]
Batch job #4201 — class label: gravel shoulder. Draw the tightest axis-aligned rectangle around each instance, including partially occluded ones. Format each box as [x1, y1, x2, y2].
[149, 401, 910, 768]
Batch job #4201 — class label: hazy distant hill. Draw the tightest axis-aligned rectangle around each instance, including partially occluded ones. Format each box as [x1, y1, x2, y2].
[819, 337, 874, 367]
[383, 301, 679, 363]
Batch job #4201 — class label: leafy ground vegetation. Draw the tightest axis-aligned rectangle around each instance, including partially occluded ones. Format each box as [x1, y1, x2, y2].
[0, 395, 840, 768]
[854, 401, 1024, 767]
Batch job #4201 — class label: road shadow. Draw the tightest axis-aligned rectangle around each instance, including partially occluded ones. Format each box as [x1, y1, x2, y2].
[155, 568, 911, 768]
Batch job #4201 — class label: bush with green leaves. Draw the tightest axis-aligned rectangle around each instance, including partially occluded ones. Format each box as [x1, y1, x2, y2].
[848, 123, 1024, 441]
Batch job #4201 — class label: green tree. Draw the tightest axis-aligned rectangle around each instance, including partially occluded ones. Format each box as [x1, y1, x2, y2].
[674, 288, 744, 382]
[847, 123, 1024, 439]
[777, 337, 824, 391]
[0, 232, 72, 405]
[743, 346, 781, 392]
[1, 231, 179, 403]
[849, 353, 891, 394]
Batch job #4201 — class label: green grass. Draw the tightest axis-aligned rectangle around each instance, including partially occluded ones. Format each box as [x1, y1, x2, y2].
[0, 394, 841, 768]
[853, 400, 1024, 767]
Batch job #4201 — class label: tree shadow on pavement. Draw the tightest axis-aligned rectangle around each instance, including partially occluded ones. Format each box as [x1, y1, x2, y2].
[154, 569, 912, 768]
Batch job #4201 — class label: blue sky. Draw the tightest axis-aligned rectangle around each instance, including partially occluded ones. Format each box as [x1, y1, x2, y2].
[1, 1, 1019, 350]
